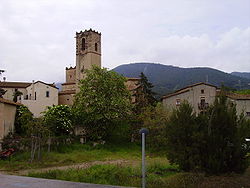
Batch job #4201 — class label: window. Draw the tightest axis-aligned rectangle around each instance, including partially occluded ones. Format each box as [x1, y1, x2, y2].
[201, 89, 204, 94]
[81, 38, 85, 50]
[200, 97, 206, 105]
[46, 91, 50, 98]
[29, 94, 31, 100]
[176, 99, 181, 106]
[35, 92, 36, 100]
[95, 43, 98, 51]
[246, 112, 250, 116]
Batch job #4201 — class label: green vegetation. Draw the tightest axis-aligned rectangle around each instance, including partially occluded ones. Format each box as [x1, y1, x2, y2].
[234, 89, 250, 95]
[0, 143, 142, 171]
[14, 105, 33, 135]
[73, 66, 132, 141]
[0, 87, 6, 98]
[28, 163, 179, 187]
[165, 96, 250, 174]
[133, 72, 156, 113]
[13, 90, 23, 102]
[43, 105, 73, 136]
[113, 63, 250, 96]
[138, 103, 170, 151]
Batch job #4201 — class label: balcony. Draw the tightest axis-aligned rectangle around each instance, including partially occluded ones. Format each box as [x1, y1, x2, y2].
[198, 102, 209, 111]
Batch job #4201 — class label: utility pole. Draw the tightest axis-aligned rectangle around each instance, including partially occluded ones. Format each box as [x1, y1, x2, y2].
[139, 128, 149, 188]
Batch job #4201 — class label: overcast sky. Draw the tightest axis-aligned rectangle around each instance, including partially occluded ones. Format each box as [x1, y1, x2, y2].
[0, 0, 250, 83]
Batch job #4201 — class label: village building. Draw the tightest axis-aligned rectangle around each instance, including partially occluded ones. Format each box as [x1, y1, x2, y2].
[226, 93, 250, 117]
[59, 29, 101, 105]
[0, 98, 21, 150]
[162, 82, 250, 118]
[59, 29, 141, 106]
[0, 81, 58, 117]
[162, 82, 218, 113]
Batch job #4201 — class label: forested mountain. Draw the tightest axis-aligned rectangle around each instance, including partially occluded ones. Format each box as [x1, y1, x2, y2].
[231, 72, 250, 80]
[113, 63, 250, 97]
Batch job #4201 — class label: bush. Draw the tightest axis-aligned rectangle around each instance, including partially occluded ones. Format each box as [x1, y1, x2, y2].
[165, 96, 250, 174]
[139, 103, 171, 151]
[43, 105, 73, 136]
[15, 105, 33, 135]
[166, 101, 203, 171]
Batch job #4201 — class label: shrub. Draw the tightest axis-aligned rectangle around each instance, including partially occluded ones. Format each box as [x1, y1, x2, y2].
[165, 96, 249, 174]
[15, 105, 33, 135]
[138, 103, 171, 151]
[43, 105, 73, 136]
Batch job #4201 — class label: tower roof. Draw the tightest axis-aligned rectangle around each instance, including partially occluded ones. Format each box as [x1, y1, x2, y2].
[76, 28, 101, 37]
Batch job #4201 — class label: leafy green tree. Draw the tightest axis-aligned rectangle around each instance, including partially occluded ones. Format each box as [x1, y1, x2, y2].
[73, 66, 132, 141]
[138, 103, 170, 151]
[43, 105, 73, 136]
[15, 105, 33, 135]
[134, 72, 156, 113]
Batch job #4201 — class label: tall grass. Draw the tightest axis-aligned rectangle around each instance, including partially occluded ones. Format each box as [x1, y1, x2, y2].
[28, 162, 180, 187]
[0, 142, 141, 171]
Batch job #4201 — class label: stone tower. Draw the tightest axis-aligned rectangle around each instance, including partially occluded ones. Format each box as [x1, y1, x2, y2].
[75, 29, 101, 82]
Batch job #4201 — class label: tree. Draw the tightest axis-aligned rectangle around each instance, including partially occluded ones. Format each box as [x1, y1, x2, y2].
[73, 66, 132, 141]
[43, 105, 73, 136]
[134, 72, 156, 113]
[15, 105, 33, 135]
[165, 101, 203, 171]
[13, 90, 23, 102]
[0, 88, 6, 98]
[165, 95, 249, 174]
[27, 118, 49, 162]
[138, 103, 171, 151]
[204, 94, 249, 174]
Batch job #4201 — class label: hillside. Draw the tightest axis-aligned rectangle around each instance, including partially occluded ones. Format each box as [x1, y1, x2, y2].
[113, 63, 250, 96]
[231, 72, 250, 80]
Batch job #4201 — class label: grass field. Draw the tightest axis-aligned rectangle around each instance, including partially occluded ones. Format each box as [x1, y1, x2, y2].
[1, 142, 250, 187]
[0, 142, 153, 172]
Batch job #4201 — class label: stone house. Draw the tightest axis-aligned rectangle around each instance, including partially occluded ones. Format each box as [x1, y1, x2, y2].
[162, 82, 218, 114]
[226, 93, 250, 118]
[162, 82, 250, 118]
[0, 81, 58, 117]
[0, 98, 20, 150]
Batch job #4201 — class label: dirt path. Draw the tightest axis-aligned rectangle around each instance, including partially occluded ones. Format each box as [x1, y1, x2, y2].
[9, 159, 132, 176]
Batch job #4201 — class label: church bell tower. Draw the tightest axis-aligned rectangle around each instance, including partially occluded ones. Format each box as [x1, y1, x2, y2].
[75, 29, 101, 82]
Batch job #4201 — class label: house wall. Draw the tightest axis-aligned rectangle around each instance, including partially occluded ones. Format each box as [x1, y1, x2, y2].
[0, 102, 16, 140]
[21, 82, 58, 117]
[62, 83, 76, 91]
[230, 99, 250, 118]
[2, 88, 27, 101]
[162, 84, 217, 113]
[58, 93, 74, 106]
[66, 68, 76, 83]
